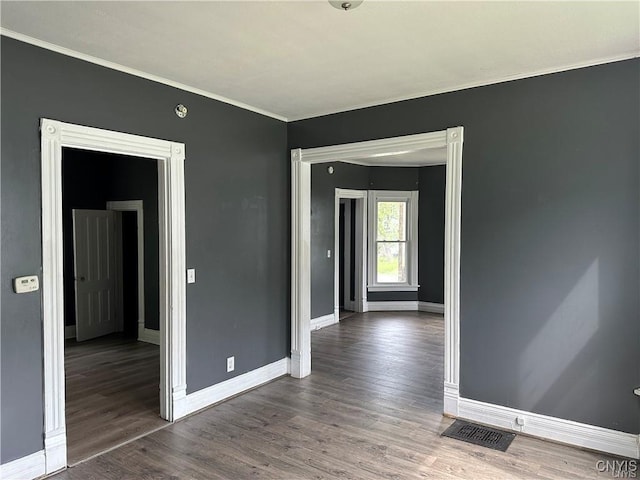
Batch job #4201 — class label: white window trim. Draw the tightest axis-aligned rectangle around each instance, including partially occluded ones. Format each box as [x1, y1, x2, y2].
[367, 190, 419, 291]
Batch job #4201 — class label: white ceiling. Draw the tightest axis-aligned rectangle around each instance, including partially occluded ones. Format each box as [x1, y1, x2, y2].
[1, 1, 638, 121]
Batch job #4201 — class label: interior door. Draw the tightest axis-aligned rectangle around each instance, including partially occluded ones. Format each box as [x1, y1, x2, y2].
[73, 209, 118, 341]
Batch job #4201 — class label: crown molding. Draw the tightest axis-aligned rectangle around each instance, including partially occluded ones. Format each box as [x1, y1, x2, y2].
[289, 51, 640, 121]
[2, 27, 637, 124]
[0, 28, 288, 122]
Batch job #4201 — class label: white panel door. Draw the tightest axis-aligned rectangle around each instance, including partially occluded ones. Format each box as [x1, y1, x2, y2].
[73, 209, 118, 342]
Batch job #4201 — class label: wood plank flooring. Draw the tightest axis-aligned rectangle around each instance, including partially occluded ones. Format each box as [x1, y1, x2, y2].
[55, 312, 618, 479]
[65, 334, 168, 465]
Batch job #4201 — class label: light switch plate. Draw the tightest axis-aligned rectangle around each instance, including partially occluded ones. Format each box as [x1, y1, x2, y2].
[13, 275, 39, 293]
[187, 268, 196, 284]
[227, 356, 235, 372]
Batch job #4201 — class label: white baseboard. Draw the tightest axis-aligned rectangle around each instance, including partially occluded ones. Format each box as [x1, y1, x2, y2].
[311, 313, 338, 331]
[366, 300, 418, 311]
[138, 327, 160, 345]
[64, 325, 76, 339]
[0, 450, 45, 480]
[184, 357, 290, 416]
[418, 301, 445, 314]
[458, 397, 640, 459]
[66, 325, 160, 345]
[444, 382, 459, 416]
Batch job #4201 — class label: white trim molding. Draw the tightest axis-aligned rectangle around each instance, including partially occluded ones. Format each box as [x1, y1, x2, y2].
[368, 285, 419, 292]
[366, 301, 419, 312]
[106, 200, 146, 341]
[138, 328, 160, 346]
[367, 190, 419, 290]
[185, 358, 290, 415]
[0, 450, 46, 480]
[458, 397, 640, 460]
[290, 150, 312, 379]
[291, 127, 464, 416]
[443, 127, 463, 416]
[443, 382, 460, 417]
[311, 313, 338, 331]
[40, 119, 187, 473]
[64, 326, 76, 340]
[418, 301, 445, 314]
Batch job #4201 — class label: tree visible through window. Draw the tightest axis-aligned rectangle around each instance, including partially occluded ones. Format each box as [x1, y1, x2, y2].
[368, 190, 418, 290]
[376, 201, 407, 283]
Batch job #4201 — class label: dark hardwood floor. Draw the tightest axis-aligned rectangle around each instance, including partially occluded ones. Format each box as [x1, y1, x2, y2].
[65, 334, 168, 465]
[55, 312, 615, 479]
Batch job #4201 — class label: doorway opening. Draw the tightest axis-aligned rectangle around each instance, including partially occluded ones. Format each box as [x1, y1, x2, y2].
[291, 127, 463, 418]
[40, 119, 186, 474]
[61, 149, 165, 465]
[335, 189, 367, 322]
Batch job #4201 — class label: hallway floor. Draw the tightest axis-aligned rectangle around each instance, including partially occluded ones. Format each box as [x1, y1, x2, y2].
[65, 334, 167, 465]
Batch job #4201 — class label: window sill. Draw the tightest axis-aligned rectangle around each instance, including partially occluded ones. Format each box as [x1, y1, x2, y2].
[367, 285, 419, 292]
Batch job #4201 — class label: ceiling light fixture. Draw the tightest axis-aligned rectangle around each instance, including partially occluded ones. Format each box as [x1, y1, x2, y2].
[329, 0, 363, 11]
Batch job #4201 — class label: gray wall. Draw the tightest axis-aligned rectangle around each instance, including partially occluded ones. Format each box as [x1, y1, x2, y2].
[1, 37, 288, 463]
[418, 166, 446, 304]
[311, 162, 369, 317]
[290, 58, 640, 434]
[62, 148, 160, 331]
[310, 163, 422, 317]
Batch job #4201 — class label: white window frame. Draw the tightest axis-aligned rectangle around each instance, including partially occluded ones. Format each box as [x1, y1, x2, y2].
[367, 190, 419, 292]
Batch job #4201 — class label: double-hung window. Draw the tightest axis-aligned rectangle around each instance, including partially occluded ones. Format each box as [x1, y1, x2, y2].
[367, 190, 419, 291]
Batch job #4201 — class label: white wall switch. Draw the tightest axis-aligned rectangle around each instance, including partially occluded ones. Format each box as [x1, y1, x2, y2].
[187, 268, 196, 284]
[226, 356, 235, 372]
[13, 275, 39, 294]
[327, 249, 331, 258]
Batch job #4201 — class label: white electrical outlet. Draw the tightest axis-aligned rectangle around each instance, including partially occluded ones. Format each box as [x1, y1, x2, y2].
[327, 249, 331, 258]
[226, 356, 235, 372]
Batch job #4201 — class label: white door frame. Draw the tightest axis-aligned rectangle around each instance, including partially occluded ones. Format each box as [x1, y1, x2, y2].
[106, 200, 159, 346]
[41, 119, 187, 474]
[291, 127, 463, 418]
[335, 189, 367, 317]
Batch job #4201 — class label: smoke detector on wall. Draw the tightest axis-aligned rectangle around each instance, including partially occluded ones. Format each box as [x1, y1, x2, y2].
[329, 0, 363, 11]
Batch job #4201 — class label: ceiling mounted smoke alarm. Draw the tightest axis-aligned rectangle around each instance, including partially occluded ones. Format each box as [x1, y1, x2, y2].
[329, 0, 363, 11]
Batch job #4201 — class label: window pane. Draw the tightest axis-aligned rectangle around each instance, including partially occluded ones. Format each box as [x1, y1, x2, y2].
[377, 242, 407, 283]
[377, 201, 406, 241]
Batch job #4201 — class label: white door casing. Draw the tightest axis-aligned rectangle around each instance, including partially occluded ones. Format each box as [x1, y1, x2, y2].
[105, 200, 158, 345]
[72, 209, 118, 342]
[291, 128, 463, 417]
[40, 119, 187, 474]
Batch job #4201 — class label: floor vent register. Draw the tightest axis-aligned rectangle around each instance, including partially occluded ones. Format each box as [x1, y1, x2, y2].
[441, 420, 516, 452]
